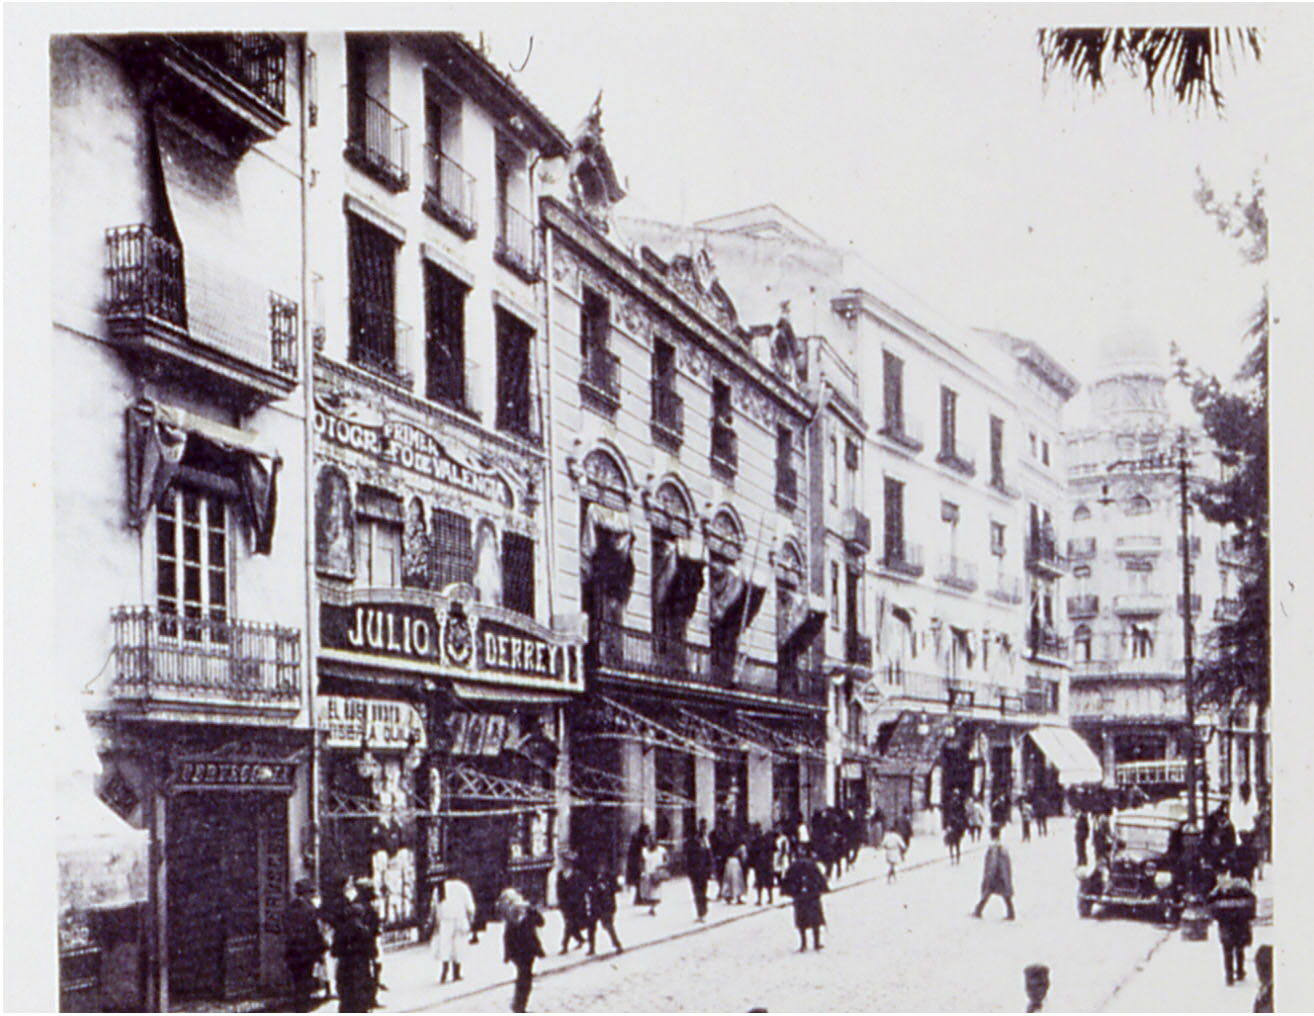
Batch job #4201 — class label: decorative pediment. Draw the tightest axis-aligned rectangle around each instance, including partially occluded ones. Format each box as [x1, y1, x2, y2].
[639, 245, 740, 334]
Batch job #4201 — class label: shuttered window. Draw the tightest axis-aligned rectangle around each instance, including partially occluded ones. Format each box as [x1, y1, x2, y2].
[883, 351, 904, 431]
[431, 507, 474, 590]
[424, 261, 468, 407]
[347, 215, 399, 373]
[501, 531, 535, 617]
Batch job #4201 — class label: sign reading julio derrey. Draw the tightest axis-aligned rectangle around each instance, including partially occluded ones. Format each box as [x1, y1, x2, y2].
[320, 592, 585, 694]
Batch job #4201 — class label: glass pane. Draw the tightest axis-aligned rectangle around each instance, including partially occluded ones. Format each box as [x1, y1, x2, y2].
[183, 524, 200, 563]
[208, 568, 227, 606]
[182, 489, 199, 523]
[209, 530, 226, 564]
[184, 564, 201, 603]
[157, 517, 175, 557]
[158, 565, 177, 599]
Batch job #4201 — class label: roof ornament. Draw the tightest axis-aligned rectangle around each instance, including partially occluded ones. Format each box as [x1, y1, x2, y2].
[569, 91, 626, 232]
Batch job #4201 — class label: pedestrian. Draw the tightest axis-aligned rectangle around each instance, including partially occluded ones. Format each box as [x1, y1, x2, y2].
[330, 878, 374, 1013]
[686, 819, 714, 922]
[881, 825, 906, 882]
[895, 807, 913, 858]
[1020, 799, 1033, 842]
[284, 878, 327, 1012]
[1209, 872, 1258, 986]
[1074, 810, 1090, 867]
[944, 814, 964, 866]
[626, 824, 648, 903]
[637, 830, 668, 915]
[353, 879, 383, 1009]
[972, 825, 1016, 920]
[1024, 963, 1051, 1013]
[966, 798, 983, 843]
[500, 891, 546, 1014]
[555, 854, 590, 953]
[721, 842, 747, 904]
[585, 862, 623, 954]
[1092, 813, 1113, 864]
[772, 826, 792, 898]
[1230, 831, 1260, 884]
[431, 874, 476, 984]
[750, 825, 777, 905]
[1036, 794, 1050, 837]
[1253, 944, 1273, 1012]
[780, 843, 828, 951]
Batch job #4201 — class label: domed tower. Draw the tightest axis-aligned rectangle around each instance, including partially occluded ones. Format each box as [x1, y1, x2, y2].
[1087, 329, 1171, 431]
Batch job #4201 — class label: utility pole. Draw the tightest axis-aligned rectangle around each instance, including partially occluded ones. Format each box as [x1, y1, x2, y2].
[1178, 431, 1198, 828]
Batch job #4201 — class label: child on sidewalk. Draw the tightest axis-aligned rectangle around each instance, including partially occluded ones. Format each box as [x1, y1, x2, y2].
[881, 826, 906, 883]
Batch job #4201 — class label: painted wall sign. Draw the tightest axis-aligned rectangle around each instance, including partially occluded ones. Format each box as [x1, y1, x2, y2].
[314, 396, 514, 507]
[318, 695, 428, 750]
[171, 758, 296, 791]
[320, 593, 585, 694]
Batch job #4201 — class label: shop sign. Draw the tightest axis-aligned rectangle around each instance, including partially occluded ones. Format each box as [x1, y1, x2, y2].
[320, 594, 585, 694]
[445, 711, 552, 756]
[171, 758, 296, 791]
[318, 695, 427, 750]
[315, 396, 514, 507]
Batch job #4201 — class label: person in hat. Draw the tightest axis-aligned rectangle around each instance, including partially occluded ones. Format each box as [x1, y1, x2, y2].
[780, 842, 828, 951]
[555, 853, 591, 953]
[330, 878, 375, 1013]
[431, 874, 476, 984]
[585, 859, 623, 955]
[284, 879, 327, 1012]
[1209, 871, 1258, 985]
[972, 826, 1015, 920]
[354, 878, 383, 1009]
[685, 819, 715, 923]
[1024, 963, 1050, 1012]
[501, 891, 546, 1013]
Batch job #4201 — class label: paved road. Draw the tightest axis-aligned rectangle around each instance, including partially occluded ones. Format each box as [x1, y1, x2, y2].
[403, 828, 1179, 1012]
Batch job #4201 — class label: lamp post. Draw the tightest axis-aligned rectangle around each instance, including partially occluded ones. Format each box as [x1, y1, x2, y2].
[1165, 370, 1199, 830]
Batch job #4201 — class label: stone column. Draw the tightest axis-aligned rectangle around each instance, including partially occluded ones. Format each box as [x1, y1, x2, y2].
[747, 749, 773, 827]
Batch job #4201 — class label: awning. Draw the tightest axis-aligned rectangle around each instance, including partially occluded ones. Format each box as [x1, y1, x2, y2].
[1027, 726, 1104, 786]
[126, 398, 281, 553]
[737, 712, 827, 762]
[580, 503, 635, 596]
[575, 695, 716, 759]
[873, 712, 956, 778]
[677, 708, 779, 758]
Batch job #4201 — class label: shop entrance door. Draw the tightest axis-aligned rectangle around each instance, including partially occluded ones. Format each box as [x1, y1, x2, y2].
[446, 813, 512, 927]
[166, 793, 287, 1002]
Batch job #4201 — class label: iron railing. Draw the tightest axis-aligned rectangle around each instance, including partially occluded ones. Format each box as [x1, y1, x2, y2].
[843, 508, 871, 553]
[348, 294, 412, 387]
[1028, 625, 1068, 660]
[775, 465, 799, 509]
[495, 202, 541, 281]
[105, 224, 186, 328]
[174, 33, 287, 113]
[880, 539, 924, 578]
[1112, 592, 1167, 615]
[650, 380, 684, 446]
[1026, 534, 1067, 573]
[423, 147, 477, 238]
[936, 555, 978, 592]
[269, 292, 299, 378]
[111, 606, 300, 705]
[710, 422, 738, 476]
[1068, 537, 1098, 560]
[346, 91, 409, 191]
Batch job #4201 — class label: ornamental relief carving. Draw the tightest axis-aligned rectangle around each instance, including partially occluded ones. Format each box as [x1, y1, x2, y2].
[552, 247, 579, 288]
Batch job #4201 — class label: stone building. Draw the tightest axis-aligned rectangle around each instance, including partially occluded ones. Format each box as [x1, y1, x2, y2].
[51, 32, 311, 1009]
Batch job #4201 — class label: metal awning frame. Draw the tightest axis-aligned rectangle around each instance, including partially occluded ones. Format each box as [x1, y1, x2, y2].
[574, 695, 717, 759]
[676, 707, 781, 759]
[737, 712, 828, 762]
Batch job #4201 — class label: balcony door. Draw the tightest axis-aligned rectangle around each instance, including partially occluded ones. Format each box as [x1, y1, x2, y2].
[156, 482, 229, 645]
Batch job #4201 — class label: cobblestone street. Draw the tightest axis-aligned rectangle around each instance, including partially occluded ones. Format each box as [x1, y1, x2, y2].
[342, 820, 1271, 1013]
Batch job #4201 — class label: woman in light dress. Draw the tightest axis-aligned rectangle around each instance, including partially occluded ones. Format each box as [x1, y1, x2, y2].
[636, 830, 668, 915]
[431, 875, 476, 984]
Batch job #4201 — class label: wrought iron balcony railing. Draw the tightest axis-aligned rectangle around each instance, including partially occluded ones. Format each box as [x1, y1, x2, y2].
[880, 539, 924, 578]
[495, 202, 542, 282]
[775, 465, 799, 510]
[423, 147, 477, 239]
[348, 294, 413, 388]
[105, 224, 300, 398]
[111, 606, 300, 712]
[1027, 625, 1068, 660]
[1067, 594, 1100, 618]
[710, 422, 738, 478]
[1025, 535, 1067, 575]
[1214, 596, 1243, 622]
[987, 576, 1023, 605]
[1067, 537, 1097, 560]
[842, 508, 871, 554]
[174, 33, 287, 114]
[1112, 592, 1167, 615]
[579, 344, 621, 415]
[345, 92, 409, 192]
[936, 554, 978, 593]
[650, 380, 684, 448]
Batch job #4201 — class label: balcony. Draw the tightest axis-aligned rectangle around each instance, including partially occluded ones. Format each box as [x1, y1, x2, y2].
[1177, 535, 1202, 558]
[345, 92, 409, 193]
[1112, 592, 1168, 615]
[987, 575, 1023, 605]
[987, 469, 1020, 499]
[845, 633, 873, 668]
[1214, 596, 1243, 622]
[1067, 537, 1097, 561]
[495, 203, 542, 282]
[775, 464, 799, 511]
[1025, 535, 1067, 576]
[877, 413, 924, 454]
[710, 422, 738, 480]
[936, 441, 977, 478]
[110, 606, 301, 721]
[579, 344, 622, 417]
[1177, 594, 1202, 616]
[123, 34, 288, 148]
[650, 380, 684, 450]
[422, 147, 477, 239]
[1067, 594, 1100, 618]
[1218, 539, 1249, 567]
[1028, 625, 1068, 661]
[936, 554, 978, 593]
[104, 224, 299, 409]
[1115, 534, 1162, 555]
[348, 294, 414, 389]
[879, 540, 924, 579]
[842, 508, 872, 554]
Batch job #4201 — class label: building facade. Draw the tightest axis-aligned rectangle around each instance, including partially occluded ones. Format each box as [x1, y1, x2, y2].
[52, 32, 311, 1009]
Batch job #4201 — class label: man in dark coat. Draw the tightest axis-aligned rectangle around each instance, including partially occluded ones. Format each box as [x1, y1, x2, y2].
[284, 878, 327, 1012]
[749, 825, 776, 905]
[354, 879, 383, 1010]
[585, 863, 623, 955]
[780, 843, 829, 951]
[1209, 873, 1258, 985]
[503, 894, 546, 1013]
[686, 819, 714, 922]
[555, 854, 590, 953]
[625, 824, 648, 901]
[1074, 810, 1090, 867]
[330, 880, 375, 1013]
[972, 825, 1016, 920]
[895, 807, 913, 858]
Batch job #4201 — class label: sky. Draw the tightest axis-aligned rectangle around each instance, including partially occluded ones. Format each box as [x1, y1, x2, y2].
[439, 7, 1269, 401]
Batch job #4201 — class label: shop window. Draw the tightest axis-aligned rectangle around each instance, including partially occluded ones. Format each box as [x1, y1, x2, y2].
[424, 261, 470, 409]
[431, 506, 474, 590]
[502, 531, 535, 617]
[156, 482, 228, 640]
[495, 307, 534, 439]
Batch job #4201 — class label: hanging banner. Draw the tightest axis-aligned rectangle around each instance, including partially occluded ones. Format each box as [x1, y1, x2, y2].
[318, 695, 428, 750]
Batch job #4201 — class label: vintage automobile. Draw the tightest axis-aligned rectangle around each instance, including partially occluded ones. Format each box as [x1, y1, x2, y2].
[1076, 804, 1187, 923]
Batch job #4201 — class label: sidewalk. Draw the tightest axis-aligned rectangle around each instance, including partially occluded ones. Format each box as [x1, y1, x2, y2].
[328, 836, 986, 1014]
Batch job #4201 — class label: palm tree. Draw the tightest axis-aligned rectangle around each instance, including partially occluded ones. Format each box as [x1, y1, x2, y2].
[1037, 28, 1262, 113]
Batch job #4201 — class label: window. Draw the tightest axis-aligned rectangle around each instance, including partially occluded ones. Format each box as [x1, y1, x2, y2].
[844, 437, 860, 507]
[941, 500, 959, 556]
[883, 477, 905, 561]
[431, 507, 474, 590]
[580, 287, 609, 358]
[989, 414, 1005, 487]
[347, 214, 400, 377]
[494, 137, 535, 277]
[654, 338, 675, 384]
[495, 307, 534, 438]
[829, 435, 839, 505]
[422, 73, 474, 236]
[156, 483, 228, 639]
[1074, 625, 1093, 662]
[345, 34, 406, 190]
[355, 486, 403, 588]
[1129, 624, 1154, 660]
[882, 351, 904, 432]
[710, 379, 736, 473]
[1073, 504, 1091, 523]
[423, 261, 469, 408]
[1042, 440, 1051, 466]
[1127, 494, 1152, 516]
[776, 425, 795, 504]
[990, 521, 1006, 557]
[501, 531, 535, 617]
[1029, 431, 1038, 458]
[939, 386, 958, 457]
[712, 378, 732, 426]
[830, 561, 840, 629]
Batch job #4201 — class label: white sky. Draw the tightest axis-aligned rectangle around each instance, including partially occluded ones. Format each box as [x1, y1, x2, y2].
[446, 6, 1269, 394]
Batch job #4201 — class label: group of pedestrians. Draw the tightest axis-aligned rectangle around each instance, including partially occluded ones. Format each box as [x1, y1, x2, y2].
[281, 876, 385, 1013]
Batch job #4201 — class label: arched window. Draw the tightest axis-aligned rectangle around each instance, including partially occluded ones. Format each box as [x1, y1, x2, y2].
[1073, 624, 1093, 662]
[582, 448, 629, 510]
[1073, 503, 1091, 523]
[1126, 494, 1152, 516]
